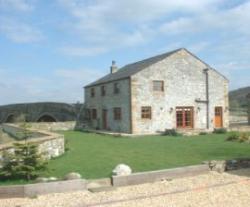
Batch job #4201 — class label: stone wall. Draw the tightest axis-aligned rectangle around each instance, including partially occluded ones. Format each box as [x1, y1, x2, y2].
[131, 49, 229, 134]
[85, 79, 131, 133]
[0, 124, 65, 167]
[0, 102, 79, 124]
[84, 49, 229, 134]
[29, 121, 76, 131]
[229, 115, 248, 124]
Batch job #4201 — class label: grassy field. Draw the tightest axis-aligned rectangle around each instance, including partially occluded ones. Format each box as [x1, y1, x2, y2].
[40, 131, 250, 179]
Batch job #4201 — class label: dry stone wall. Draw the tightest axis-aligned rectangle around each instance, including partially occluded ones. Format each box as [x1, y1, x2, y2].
[29, 121, 76, 131]
[0, 124, 65, 167]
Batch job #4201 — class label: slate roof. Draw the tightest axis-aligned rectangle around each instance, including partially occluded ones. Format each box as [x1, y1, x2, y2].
[85, 48, 182, 88]
[85, 47, 228, 88]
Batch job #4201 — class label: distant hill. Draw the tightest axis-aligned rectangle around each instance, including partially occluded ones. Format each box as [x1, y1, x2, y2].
[229, 86, 250, 109]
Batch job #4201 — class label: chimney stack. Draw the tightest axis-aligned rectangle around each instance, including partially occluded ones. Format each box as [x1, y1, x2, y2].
[110, 60, 118, 74]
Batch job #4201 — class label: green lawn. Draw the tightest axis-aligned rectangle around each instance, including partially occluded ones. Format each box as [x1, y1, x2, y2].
[42, 131, 250, 179]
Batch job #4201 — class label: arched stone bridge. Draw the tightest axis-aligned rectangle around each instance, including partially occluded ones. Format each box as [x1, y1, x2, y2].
[0, 102, 82, 123]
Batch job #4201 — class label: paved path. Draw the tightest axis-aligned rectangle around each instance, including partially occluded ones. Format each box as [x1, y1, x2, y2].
[1, 169, 250, 207]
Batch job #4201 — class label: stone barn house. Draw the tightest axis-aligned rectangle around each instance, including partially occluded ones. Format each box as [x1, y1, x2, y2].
[84, 48, 229, 134]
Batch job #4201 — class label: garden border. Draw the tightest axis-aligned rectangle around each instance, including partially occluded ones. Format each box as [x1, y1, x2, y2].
[0, 158, 249, 198]
[0, 179, 87, 198]
[112, 164, 209, 187]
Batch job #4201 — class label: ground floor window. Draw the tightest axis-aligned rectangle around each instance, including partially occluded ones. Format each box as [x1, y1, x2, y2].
[113, 107, 122, 120]
[176, 107, 194, 128]
[91, 109, 97, 120]
[85, 109, 91, 120]
[141, 106, 152, 119]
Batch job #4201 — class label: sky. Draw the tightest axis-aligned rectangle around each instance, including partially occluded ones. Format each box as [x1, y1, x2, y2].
[0, 0, 250, 105]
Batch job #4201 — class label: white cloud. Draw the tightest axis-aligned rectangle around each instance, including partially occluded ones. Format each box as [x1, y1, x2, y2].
[56, 0, 223, 56]
[60, 46, 108, 57]
[159, 1, 250, 36]
[0, 67, 104, 105]
[58, 0, 222, 23]
[0, 0, 34, 11]
[0, 18, 43, 43]
[55, 68, 104, 83]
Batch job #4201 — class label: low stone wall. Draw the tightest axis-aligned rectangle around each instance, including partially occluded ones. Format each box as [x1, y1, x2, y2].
[0, 179, 87, 198]
[208, 159, 250, 172]
[112, 164, 209, 187]
[230, 115, 248, 124]
[2, 124, 45, 140]
[229, 125, 250, 132]
[0, 124, 65, 167]
[29, 121, 76, 131]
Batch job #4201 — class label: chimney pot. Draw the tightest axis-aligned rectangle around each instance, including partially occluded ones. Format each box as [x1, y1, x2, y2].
[110, 60, 118, 74]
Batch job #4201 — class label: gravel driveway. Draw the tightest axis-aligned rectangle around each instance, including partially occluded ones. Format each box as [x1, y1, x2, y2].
[1, 169, 250, 207]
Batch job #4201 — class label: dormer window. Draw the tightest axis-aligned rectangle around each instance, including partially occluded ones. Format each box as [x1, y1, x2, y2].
[91, 88, 95, 97]
[153, 81, 164, 91]
[114, 83, 120, 94]
[101, 85, 106, 96]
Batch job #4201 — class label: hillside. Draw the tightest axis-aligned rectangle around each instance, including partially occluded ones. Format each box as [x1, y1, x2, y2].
[229, 86, 250, 109]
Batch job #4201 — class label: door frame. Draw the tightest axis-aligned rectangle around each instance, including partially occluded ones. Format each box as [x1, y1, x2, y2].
[214, 106, 223, 128]
[176, 106, 194, 129]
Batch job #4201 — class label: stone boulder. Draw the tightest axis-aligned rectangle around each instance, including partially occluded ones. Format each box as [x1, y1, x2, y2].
[112, 164, 132, 176]
[35, 177, 49, 183]
[209, 160, 226, 173]
[64, 172, 82, 180]
[48, 177, 58, 182]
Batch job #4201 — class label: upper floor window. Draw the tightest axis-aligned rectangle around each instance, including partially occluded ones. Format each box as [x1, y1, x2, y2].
[113, 107, 122, 120]
[101, 85, 106, 96]
[91, 88, 95, 97]
[141, 106, 152, 119]
[114, 83, 120, 94]
[153, 81, 164, 91]
[91, 109, 97, 120]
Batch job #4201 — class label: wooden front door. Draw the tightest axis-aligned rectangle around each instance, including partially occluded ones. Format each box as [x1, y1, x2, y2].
[102, 109, 108, 129]
[176, 107, 194, 128]
[215, 107, 223, 128]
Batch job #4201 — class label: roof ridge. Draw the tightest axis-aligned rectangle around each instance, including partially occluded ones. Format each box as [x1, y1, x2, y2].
[121, 48, 183, 69]
[85, 48, 182, 88]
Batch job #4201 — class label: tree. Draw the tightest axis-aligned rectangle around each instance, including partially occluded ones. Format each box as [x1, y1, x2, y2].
[0, 121, 47, 181]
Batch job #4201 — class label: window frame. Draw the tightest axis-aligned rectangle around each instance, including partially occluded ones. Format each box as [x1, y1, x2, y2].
[101, 85, 106, 96]
[113, 82, 120, 94]
[90, 88, 95, 97]
[141, 106, 152, 119]
[153, 80, 164, 92]
[85, 109, 91, 120]
[113, 107, 122, 120]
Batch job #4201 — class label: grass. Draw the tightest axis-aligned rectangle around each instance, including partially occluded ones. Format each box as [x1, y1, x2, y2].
[1, 131, 249, 185]
[40, 131, 250, 179]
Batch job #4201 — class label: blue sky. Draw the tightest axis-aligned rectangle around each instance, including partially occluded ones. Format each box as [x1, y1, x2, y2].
[0, 0, 250, 105]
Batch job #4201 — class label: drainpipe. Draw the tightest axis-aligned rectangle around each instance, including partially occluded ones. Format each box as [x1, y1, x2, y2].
[203, 68, 210, 129]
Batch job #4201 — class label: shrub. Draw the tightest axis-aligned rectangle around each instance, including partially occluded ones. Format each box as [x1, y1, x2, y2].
[213, 128, 227, 134]
[226, 133, 239, 141]
[226, 133, 250, 143]
[199, 132, 207, 135]
[239, 133, 249, 143]
[0, 121, 47, 181]
[0, 142, 47, 181]
[163, 129, 181, 136]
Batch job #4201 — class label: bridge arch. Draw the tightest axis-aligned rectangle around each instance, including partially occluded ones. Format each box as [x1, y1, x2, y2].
[36, 114, 58, 122]
[5, 114, 16, 123]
